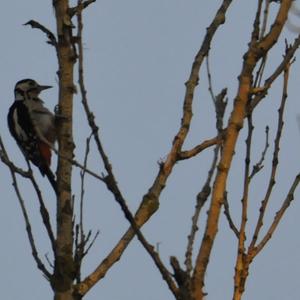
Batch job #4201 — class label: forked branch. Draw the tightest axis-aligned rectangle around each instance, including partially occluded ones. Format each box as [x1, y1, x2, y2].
[0, 138, 51, 279]
[75, 0, 234, 297]
[192, 2, 293, 298]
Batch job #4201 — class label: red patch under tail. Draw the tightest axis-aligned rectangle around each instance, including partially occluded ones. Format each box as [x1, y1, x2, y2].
[38, 141, 51, 166]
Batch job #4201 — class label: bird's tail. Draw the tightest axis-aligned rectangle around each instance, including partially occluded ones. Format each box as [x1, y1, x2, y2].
[42, 165, 57, 194]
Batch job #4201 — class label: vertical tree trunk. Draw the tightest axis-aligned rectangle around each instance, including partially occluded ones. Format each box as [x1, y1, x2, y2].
[52, 1, 76, 299]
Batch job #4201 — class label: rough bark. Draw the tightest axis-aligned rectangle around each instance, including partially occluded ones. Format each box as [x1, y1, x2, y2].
[52, 1, 76, 299]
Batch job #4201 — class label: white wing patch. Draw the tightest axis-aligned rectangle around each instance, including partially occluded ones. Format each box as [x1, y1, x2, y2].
[13, 109, 28, 141]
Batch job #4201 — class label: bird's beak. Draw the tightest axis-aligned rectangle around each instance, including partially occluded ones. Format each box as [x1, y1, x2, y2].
[38, 85, 52, 91]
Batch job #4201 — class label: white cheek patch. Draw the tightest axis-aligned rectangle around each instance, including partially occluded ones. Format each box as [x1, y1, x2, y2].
[13, 109, 28, 141]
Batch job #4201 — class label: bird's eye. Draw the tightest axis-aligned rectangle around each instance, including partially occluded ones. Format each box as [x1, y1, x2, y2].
[15, 88, 25, 95]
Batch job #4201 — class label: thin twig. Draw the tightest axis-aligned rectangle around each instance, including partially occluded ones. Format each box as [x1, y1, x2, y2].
[249, 55, 291, 250]
[253, 0, 269, 90]
[1, 137, 56, 254]
[253, 173, 300, 256]
[223, 192, 239, 237]
[253, 54, 268, 90]
[26, 161, 56, 254]
[83, 230, 100, 256]
[41, 134, 105, 182]
[80, 134, 92, 242]
[45, 253, 54, 269]
[260, 0, 271, 39]
[241, 116, 254, 237]
[178, 136, 221, 160]
[233, 115, 255, 294]
[184, 145, 220, 274]
[249, 35, 300, 111]
[206, 54, 216, 103]
[249, 125, 269, 180]
[0, 137, 30, 177]
[74, 133, 93, 282]
[251, 0, 264, 44]
[1, 142, 51, 279]
[69, 0, 96, 17]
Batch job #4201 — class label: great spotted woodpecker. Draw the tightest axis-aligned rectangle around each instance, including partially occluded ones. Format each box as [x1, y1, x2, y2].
[7, 79, 57, 192]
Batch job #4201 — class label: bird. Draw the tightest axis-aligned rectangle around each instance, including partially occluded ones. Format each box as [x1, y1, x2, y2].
[7, 78, 57, 192]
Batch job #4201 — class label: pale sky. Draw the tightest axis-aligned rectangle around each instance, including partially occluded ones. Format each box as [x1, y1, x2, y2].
[1, 1, 300, 300]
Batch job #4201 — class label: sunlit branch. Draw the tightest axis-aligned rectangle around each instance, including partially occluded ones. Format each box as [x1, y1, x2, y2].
[185, 86, 227, 274]
[193, 2, 293, 298]
[178, 136, 221, 160]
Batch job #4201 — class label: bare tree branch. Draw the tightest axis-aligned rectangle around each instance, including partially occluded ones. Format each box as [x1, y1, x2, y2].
[75, 0, 234, 296]
[249, 126, 269, 180]
[206, 54, 216, 103]
[185, 84, 227, 274]
[223, 192, 239, 237]
[251, 0, 264, 44]
[26, 161, 56, 254]
[178, 136, 221, 160]
[253, 173, 300, 256]
[24, 20, 57, 48]
[192, 2, 293, 298]
[0, 137, 30, 178]
[232, 44, 294, 300]
[260, 0, 271, 39]
[74, 133, 92, 283]
[52, 0, 77, 297]
[69, 0, 96, 17]
[75, 4, 178, 297]
[249, 35, 300, 111]
[80, 134, 92, 237]
[233, 114, 254, 297]
[82, 230, 100, 257]
[249, 54, 291, 250]
[184, 145, 220, 274]
[0, 139, 51, 279]
[1, 136, 56, 255]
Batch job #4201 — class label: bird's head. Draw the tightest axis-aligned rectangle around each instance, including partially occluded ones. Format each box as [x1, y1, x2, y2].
[14, 79, 52, 101]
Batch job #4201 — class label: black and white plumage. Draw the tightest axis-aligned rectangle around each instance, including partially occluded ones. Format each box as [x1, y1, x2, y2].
[7, 78, 57, 191]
